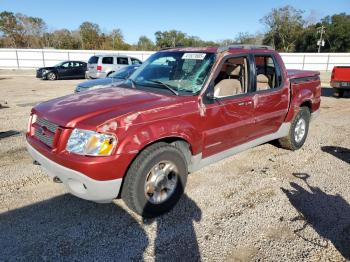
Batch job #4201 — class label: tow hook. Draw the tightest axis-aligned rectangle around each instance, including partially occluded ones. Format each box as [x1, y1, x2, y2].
[53, 176, 62, 183]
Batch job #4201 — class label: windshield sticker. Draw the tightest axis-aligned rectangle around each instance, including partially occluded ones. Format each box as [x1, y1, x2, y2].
[182, 53, 206, 60]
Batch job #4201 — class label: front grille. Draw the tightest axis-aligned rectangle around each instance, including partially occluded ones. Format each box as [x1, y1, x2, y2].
[33, 116, 59, 148]
[36, 117, 58, 133]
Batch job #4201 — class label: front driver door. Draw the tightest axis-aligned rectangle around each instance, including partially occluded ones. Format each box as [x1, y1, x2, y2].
[201, 55, 255, 158]
[57, 62, 71, 79]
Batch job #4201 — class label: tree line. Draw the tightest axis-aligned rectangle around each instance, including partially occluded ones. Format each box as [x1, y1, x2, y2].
[0, 6, 349, 52]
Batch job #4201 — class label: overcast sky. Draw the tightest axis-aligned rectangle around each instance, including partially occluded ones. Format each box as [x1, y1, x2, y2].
[1, 0, 349, 43]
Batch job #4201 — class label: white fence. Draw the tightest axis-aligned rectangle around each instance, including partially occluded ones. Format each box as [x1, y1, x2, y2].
[0, 48, 349, 71]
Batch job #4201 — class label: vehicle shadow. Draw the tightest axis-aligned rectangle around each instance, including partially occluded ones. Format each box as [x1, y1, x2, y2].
[0, 194, 148, 261]
[321, 146, 350, 165]
[0, 193, 202, 261]
[281, 173, 350, 259]
[143, 194, 202, 262]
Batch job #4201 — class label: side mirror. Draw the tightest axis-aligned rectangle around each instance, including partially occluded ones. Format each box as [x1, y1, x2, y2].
[206, 91, 216, 100]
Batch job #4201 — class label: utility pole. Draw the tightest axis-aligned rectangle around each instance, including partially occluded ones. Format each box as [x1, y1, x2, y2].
[317, 25, 326, 53]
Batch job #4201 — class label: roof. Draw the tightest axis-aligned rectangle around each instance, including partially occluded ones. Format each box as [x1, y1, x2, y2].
[160, 45, 274, 54]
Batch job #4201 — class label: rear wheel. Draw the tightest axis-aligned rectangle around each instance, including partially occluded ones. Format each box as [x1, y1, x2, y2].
[121, 142, 188, 217]
[334, 88, 344, 98]
[338, 89, 345, 98]
[107, 71, 114, 77]
[279, 107, 310, 151]
[47, 72, 57, 81]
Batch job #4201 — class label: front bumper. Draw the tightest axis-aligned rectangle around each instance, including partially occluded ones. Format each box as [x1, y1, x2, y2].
[27, 142, 122, 203]
[36, 70, 42, 78]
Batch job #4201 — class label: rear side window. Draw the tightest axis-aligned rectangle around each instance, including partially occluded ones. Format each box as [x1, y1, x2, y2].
[131, 58, 142, 65]
[88, 56, 99, 64]
[102, 57, 114, 64]
[254, 55, 282, 91]
[117, 57, 129, 65]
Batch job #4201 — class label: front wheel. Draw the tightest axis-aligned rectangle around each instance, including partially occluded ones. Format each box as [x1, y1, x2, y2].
[279, 107, 310, 151]
[46, 72, 57, 81]
[121, 142, 188, 217]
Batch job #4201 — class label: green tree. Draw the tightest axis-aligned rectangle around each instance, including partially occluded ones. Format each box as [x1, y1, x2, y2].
[155, 30, 187, 48]
[79, 21, 101, 49]
[261, 5, 304, 52]
[17, 14, 46, 48]
[235, 32, 264, 45]
[0, 11, 25, 47]
[136, 35, 155, 50]
[323, 13, 350, 52]
[50, 29, 81, 49]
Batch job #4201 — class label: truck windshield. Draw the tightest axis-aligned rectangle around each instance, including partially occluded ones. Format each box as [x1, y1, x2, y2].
[129, 51, 215, 95]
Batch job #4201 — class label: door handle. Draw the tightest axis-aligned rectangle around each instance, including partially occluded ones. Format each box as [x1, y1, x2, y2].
[238, 101, 253, 106]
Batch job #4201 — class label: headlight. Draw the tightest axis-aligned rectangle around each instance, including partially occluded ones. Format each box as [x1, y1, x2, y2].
[42, 69, 49, 74]
[66, 128, 117, 156]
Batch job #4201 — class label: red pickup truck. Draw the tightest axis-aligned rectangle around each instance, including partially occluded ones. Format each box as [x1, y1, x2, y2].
[330, 66, 350, 97]
[26, 45, 321, 217]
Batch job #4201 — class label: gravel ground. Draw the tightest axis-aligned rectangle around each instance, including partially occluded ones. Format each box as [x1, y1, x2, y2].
[0, 75, 349, 261]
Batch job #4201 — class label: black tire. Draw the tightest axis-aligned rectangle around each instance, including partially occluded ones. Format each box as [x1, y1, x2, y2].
[278, 107, 310, 151]
[106, 71, 114, 77]
[121, 142, 188, 218]
[338, 89, 344, 98]
[47, 72, 57, 81]
[334, 89, 344, 98]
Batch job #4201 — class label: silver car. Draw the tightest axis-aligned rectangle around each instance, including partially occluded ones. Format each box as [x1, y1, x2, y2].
[86, 55, 142, 79]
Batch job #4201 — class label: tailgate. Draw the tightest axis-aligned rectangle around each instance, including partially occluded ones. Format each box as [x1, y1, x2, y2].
[332, 67, 350, 82]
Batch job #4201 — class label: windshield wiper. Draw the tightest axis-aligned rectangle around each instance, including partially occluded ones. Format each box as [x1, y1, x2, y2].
[148, 80, 179, 96]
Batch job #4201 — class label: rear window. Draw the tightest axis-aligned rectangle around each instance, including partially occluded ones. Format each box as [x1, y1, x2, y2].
[117, 57, 129, 65]
[102, 57, 114, 64]
[88, 56, 99, 64]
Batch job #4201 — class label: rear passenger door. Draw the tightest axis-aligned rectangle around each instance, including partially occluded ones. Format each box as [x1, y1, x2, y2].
[101, 56, 114, 73]
[250, 54, 289, 139]
[117, 57, 129, 70]
[202, 55, 255, 158]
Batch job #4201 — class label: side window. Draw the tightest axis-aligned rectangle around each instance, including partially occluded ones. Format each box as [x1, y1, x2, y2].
[131, 58, 142, 65]
[61, 62, 70, 68]
[117, 57, 129, 65]
[254, 55, 282, 91]
[213, 56, 249, 98]
[102, 57, 114, 64]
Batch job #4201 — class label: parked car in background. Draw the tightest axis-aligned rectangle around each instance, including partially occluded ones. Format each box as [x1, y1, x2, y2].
[75, 65, 140, 93]
[330, 66, 350, 97]
[36, 61, 87, 80]
[27, 45, 320, 217]
[86, 55, 142, 79]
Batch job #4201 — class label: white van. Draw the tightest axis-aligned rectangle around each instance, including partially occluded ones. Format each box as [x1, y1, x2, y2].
[86, 55, 142, 79]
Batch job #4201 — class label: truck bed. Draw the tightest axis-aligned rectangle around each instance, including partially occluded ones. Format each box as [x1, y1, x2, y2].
[287, 69, 320, 80]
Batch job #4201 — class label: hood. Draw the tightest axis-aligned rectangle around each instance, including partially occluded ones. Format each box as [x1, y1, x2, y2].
[38, 67, 55, 71]
[77, 78, 121, 88]
[33, 86, 184, 129]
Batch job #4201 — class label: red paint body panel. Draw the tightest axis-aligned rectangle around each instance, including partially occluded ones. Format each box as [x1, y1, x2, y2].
[26, 47, 321, 182]
[330, 66, 350, 90]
